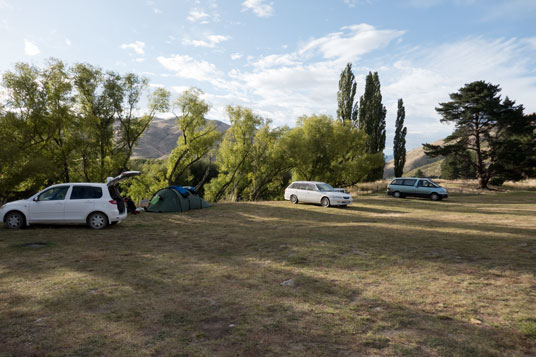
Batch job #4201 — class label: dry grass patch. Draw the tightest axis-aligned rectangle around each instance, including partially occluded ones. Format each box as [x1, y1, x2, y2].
[1, 191, 535, 355]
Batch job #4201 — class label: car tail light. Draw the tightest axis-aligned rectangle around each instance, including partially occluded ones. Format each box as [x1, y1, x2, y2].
[387, 187, 391, 191]
[109, 200, 117, 205]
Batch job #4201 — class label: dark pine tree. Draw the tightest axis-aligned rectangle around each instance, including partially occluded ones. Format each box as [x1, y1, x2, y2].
[440, 152, 476, 180]
[393, 98, 407, 177]
[336, 63, 358, 127]
[423, 80, 529, 189]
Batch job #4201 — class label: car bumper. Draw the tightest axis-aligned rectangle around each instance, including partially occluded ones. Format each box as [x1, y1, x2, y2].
[331, 199, 353, 206]
[109, 210, 127, 224]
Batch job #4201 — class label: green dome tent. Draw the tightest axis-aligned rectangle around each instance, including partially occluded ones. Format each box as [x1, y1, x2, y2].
[147, 186, 211, 213]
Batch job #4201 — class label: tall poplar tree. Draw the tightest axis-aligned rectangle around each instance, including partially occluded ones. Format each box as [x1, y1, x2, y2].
[393, 98, 407, 177]
[358, 71, 386, 180]
[336, 63, 358, 127]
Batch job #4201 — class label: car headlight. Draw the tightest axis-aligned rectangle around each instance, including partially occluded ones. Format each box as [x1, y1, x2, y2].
[0, 204, 5, 210]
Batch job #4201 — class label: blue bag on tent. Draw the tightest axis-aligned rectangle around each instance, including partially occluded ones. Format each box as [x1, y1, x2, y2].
[169, 185, 190, 198]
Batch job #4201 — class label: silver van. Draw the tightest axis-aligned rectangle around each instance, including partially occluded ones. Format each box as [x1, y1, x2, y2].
[387, 178, 448, 201]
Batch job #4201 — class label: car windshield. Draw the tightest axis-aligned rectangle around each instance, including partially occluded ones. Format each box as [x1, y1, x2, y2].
[316, 183, 335, 192]
[428, 180, 441, 188]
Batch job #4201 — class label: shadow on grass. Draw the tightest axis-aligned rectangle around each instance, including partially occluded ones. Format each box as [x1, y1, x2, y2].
[1, 246, 533, 355]
[1, 192, 535, 355]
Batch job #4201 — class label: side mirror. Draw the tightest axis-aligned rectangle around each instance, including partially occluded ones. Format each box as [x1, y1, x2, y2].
[33, 197, 39, 202]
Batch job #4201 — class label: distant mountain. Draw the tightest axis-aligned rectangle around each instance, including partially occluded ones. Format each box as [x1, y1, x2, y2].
[384, 138, 445, 179]
[133, 117, 230, 159]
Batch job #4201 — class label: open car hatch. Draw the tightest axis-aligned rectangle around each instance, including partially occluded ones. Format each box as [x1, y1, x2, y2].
[106, 171, 141, 186]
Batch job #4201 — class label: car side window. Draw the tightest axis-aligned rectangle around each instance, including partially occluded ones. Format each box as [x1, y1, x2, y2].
[306, 184, 316, 191]
[70, 186, 103, 199]
[38, 186, 70, 201]
[417, 180, 424, 187]
[392, 179, 403, 185]
[402, 179, 416, 186]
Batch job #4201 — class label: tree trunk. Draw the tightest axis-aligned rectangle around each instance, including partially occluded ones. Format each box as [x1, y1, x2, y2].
[473, 123, 487, 189]
[194, 159, 212, 192]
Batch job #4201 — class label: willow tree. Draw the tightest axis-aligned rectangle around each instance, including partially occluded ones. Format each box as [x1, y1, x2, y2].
[166, 88, 221, 186]
[286, 114, 383, 187]
[204, 106, 262, 202]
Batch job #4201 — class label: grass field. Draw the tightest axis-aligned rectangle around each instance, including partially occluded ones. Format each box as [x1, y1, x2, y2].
[1, 191, 535, 356]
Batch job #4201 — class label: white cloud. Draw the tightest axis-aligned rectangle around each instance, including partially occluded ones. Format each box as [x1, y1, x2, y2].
[182, 34, 231, 48]
[24, 39, 40, 56]
[299, 24, 405, 64]
[171, 85, 191, 94]
[481, 0, 536, 21]
[343, 0, 376, 7]
[0, 0, 13, 9]
[157, 24, 536, 150]
[251, 53, 300, 69]
[379, 36, 536, 152]
[242, 0, 274, 17]
[523, 37, 536, 50]
[187, 8, 209, 22]
[120, 41, 145, 55]
[65, 38, 71, 46]
[231, 53, 243, 60]
[157, 54, 228, 89]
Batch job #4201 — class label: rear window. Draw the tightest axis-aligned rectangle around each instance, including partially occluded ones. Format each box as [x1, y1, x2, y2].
[391, 179, 404, 185]
[70, 186, 103, 199]
[402, 179, 417, 186]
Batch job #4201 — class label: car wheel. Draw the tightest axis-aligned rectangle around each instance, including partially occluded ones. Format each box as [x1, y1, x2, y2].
[393, 191, 401, 198]
[88, 212, 108, 230]
[430, 193, 440, 201]
[321, 197, 330, 207]
[290, 195, 298, 204]
[5, 211, 25, 229]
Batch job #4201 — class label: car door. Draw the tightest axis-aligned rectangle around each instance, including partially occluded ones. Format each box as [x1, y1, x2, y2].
[402, 179, 418, 196]
[28, 185, 70, 222]
[106, 171, 141, 186]
[305, 183, 321, 203]
[293, 183, 306, 202]
[65, 185, 102, 222]
[414, 179, 431, 197]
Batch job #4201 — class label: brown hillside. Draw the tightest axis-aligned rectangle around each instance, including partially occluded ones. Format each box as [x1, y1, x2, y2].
[384, 138, 444, 178]
[133, 118, 230, 159]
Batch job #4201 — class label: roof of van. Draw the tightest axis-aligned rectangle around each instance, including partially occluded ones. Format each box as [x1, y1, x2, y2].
[290, 181, 328, 184]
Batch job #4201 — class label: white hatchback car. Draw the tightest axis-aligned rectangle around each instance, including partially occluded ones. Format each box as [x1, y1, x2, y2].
[0, 171, 140, 229]
[284, 181, 353, 207]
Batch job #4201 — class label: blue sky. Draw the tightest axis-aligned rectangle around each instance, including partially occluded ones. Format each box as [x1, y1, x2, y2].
[1, 0, 535, 154]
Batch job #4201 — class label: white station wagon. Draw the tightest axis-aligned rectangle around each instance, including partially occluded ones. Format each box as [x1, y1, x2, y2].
[0, 171, 140, 230]
[284, 181, 353, 207]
